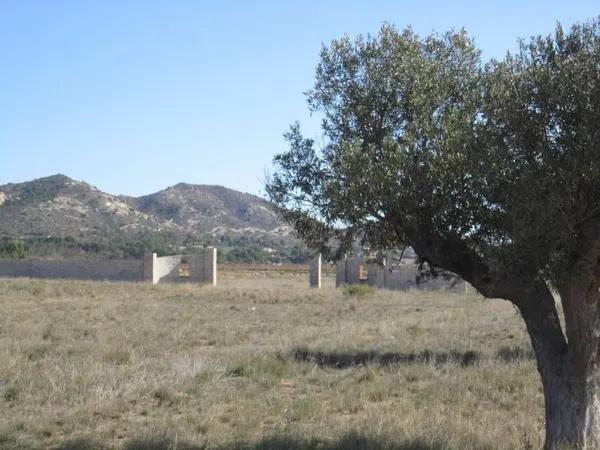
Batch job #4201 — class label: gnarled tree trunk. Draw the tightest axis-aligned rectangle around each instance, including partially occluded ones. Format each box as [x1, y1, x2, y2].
[542, 370, 600, 449]
[516, 282, 600, 449]
[412, 233, 600, 448]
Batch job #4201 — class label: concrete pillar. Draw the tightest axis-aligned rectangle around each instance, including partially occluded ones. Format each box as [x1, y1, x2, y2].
[335, 258, 346, 287]
[204, 247, 217, 286]
[143, 252, 157, 284]
[309, 254, 321, 288]
[464, 281, 474, 295]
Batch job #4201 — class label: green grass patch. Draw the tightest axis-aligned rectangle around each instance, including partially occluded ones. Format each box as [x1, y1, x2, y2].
[343, 284, 375, 297]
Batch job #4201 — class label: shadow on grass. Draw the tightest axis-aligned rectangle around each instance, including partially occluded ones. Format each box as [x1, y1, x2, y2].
[58, 439, 108, 450]
[495, 346, 535, 363]
[291, 347, 480, 368]
[57, 432, 495, 450]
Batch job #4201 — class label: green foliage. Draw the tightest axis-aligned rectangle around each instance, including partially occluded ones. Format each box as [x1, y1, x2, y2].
[343, 284, 375, 298]
[10, 174, 71, 205]
[0, 232, 310, 264]
[266, 20, 600, 444]
[222, 246, 270, 263]
[0, 239, 26, 259]
[266, 19, 600, 290]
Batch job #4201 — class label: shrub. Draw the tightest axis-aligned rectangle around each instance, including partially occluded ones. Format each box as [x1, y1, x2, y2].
[343, 284, 375, 297]
[3, 386, 18, 402]
[152, 387, 175, 406]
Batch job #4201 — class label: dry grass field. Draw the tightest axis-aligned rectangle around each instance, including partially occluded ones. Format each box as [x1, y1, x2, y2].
[0, 270, 545, 450]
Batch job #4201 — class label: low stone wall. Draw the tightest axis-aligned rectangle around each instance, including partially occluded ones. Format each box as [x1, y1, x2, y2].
[0, 248, 218, 285]
[0, 258, 144, 282]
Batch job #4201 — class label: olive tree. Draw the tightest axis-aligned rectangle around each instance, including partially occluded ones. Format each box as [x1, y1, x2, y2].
[266, 20, 600, 449]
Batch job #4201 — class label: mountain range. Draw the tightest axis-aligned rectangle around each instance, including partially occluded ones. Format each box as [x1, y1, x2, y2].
[0, 175, 306, 262]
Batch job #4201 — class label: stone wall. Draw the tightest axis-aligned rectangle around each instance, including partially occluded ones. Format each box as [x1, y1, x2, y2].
[0, 248, 218, 285]
[146, 248, 217, 285]
[152, 255, 183, 283]
[334, 257, 364, 288]
[0, 259, 144, 282]
[189, 248, 217, 286]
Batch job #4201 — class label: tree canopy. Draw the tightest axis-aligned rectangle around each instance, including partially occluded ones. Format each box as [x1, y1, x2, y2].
[267, 20, 600, 293]
[266, 19, 600, 449]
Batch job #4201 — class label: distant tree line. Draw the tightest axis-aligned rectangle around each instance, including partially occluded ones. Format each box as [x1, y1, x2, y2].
[0, 233, 310, 264]
[0, 239, 25, 259]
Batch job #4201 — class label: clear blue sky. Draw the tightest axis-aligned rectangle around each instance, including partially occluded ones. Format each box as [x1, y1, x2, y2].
[1, 1, 598, 197]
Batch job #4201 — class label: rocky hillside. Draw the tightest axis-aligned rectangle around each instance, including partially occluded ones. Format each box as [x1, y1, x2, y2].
[130, 183, 286, 235]
[0, 175, 176, 240]
[0, 175, 304, 261]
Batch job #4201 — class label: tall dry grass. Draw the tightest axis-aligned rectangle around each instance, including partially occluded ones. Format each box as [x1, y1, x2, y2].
[0, 272, 543, 449]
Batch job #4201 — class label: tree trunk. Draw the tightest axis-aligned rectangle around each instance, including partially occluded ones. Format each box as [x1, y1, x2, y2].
[410, 233, 600, 447]
[516, 283, 600, 449]
[542, 371, 600, 449]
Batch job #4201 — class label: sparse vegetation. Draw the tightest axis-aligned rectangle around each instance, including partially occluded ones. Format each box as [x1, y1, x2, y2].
[266, 18, 600, 447]
[0, 272, 545, 449]
[343, 284, 375, 297]
[0, 239, 25, 259]
[3, 386, 18, 402]
[0, 175, 309, 263]
[103, 350, 131, 366]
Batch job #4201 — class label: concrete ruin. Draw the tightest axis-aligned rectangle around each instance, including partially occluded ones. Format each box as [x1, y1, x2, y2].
[309, 254, 321, 288]
[0, 248, 217, 285]
[144, 249, 217, 285]
[312, 254, 470, 292]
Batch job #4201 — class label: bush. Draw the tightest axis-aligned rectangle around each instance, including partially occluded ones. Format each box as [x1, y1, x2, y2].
[3, 386, 18, 402]
[343, 284, 375, 297]
[0, 239, 25, 259]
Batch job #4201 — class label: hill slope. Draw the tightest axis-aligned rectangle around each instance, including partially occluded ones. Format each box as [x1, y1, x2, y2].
[0, 175, 303, 261]
[130, 183, 285, 235]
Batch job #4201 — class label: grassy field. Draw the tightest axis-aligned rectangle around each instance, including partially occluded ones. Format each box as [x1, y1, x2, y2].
[0, 271, 544, 450]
